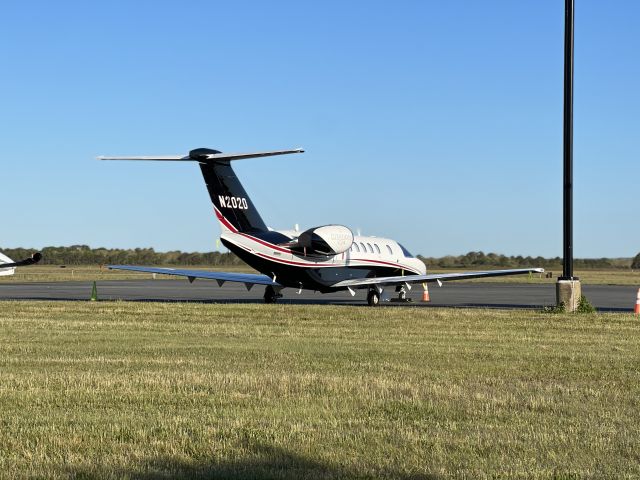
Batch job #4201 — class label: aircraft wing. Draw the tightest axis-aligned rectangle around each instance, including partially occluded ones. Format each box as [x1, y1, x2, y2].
[0, 252, 42, 269]
[107, 265, 280, 289]
[0, 252, 42, 277]
[331, 268, 545, 290]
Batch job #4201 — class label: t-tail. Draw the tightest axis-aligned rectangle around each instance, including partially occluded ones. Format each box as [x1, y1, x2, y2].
[98, 147, 304, 233]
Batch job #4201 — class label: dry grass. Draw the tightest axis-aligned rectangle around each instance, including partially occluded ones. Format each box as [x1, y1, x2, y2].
[0, 301, 638, 478]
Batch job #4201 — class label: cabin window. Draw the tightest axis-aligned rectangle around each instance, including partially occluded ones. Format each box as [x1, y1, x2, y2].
[374, 244, 380, 254]
[360, 242, 366, 252]
[353, 242, 360, 253]
[386, 245, 393, 255]
[367, 243, 373, 253]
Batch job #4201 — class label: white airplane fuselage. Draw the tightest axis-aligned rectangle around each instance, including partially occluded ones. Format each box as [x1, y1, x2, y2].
[215, 207, 426, 292]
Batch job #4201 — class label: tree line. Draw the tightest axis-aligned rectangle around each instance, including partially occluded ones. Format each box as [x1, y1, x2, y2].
[418, 251, 634, 270]
[0, 245, 244, 267]
[0, 245, 637, 269]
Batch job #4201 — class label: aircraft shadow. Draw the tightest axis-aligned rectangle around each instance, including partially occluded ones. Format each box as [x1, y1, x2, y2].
[59, 442, 438, 480]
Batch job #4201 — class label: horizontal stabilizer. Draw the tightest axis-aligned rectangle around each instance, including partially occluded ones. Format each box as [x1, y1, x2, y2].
[98, 148, 304, 163]
[97, 155, 186, 161]
[195, 148, 304, 161]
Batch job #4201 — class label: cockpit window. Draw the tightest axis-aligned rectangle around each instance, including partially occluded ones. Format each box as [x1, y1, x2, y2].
[398, 243, 414, 258]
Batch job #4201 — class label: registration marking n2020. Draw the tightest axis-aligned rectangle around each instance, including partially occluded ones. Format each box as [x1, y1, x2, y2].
[219, 195, 248, 209]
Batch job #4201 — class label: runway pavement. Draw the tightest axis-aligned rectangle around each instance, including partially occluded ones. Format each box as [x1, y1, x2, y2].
[0, 279, 636, 311]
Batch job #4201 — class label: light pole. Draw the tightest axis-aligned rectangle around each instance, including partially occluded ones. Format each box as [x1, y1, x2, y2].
[557, 0, 581, 311]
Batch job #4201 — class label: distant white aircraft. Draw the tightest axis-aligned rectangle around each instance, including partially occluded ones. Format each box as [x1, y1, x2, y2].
[100, 148, 543, 305]
[0, 251, 42, 276]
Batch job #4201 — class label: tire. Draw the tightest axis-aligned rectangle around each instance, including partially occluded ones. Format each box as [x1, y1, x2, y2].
[367, 289, 380, 307]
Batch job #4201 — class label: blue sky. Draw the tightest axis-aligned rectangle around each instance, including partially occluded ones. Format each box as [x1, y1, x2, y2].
[1, 1, 638, 258]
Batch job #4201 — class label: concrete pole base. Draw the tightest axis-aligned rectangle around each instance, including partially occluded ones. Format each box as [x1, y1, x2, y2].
[556, 279, 582, 312]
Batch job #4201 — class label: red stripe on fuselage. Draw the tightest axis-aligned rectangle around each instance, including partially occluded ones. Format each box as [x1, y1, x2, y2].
[349, 257, 418, 271]
[253, 251, 335, 268]
[253, 250, 422, 273]
[214, 207, 291, 253]
[214, 208, 238, 233]
[240, 243, 421, 274]
[214, 207, 421, 274]
[237, 232, 291, 254]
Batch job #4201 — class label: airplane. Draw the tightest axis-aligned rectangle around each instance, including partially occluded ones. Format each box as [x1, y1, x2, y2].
[0, 251, 42, 276]
[99, 148, 543, 306]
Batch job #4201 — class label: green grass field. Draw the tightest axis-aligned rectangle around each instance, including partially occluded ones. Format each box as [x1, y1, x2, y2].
[1, 301, 638, 479]
[2, 264, 640, 285]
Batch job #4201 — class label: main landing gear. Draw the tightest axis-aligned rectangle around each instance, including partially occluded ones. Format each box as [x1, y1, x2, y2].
[264, 285, 283, 304]
[367, 288, 380, 307]
[367, 285, 412, 306]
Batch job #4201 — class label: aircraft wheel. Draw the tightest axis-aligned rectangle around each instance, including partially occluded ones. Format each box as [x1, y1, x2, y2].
[264, 285, 279, 304]
[367, 289, 380, 307]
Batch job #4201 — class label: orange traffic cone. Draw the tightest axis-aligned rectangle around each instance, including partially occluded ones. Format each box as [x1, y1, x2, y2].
[422, 283, 430, 302]
[635, 288, 640, 315]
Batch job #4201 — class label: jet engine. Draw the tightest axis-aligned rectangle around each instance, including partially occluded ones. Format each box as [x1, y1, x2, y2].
[292, 225, 354, 256]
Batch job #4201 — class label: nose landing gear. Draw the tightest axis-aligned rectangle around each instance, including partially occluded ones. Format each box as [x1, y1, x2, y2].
[389, 284, 412, 303]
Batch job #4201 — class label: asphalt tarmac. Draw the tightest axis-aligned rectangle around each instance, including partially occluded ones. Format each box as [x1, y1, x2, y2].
[0, 280, 636, 311]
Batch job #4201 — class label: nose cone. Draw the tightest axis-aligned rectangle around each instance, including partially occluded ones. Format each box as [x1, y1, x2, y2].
[411, 257, 427, 275]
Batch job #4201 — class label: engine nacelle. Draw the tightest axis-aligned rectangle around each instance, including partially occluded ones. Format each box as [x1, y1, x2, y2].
[296, 225, 354, 256]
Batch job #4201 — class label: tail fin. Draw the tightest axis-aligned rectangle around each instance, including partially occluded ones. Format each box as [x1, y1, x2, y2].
[192, 148, 268, 233]
[99, 147, 304, 233]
